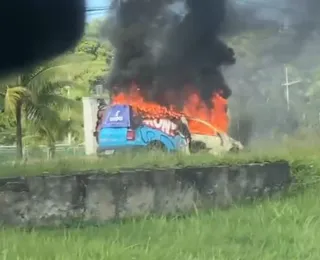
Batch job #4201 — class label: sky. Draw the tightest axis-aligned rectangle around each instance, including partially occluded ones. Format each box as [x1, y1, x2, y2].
[86, 0, 109, 21]
[85, 0, 298, 27]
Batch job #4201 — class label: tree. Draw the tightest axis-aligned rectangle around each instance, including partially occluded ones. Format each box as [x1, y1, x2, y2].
[85, 18, 105, 39]
[0, 19, 113, 158]
[72, 37, 113, 96]
[0, 54, 92, 160]
[0, 111, 16, 145]
[23, 81, 80, 159]
[56, 37, 114, 144]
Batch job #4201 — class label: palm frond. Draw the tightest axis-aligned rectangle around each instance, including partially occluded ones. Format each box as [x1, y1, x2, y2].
[36, 93, 80, 111]
[25, 124, 55, 144]
[29, 81, 72, 104]
[24, 100, 61, 126]
[25, 115, 70, 144]
[4, 86, 29, 114]
[22, 134, 46, 145]
[26, 61, 97, 95]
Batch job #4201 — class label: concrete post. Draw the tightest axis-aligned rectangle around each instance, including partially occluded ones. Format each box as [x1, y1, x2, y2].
[82, 97, 98, 155]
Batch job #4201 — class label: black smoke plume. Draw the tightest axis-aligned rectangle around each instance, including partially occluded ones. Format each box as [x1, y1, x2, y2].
[104, 0, 236, 105]
[225, 0, 320, 63]
[103, 0, 320, 105]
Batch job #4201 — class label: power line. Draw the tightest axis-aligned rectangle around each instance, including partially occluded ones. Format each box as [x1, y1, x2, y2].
[90, 1, 303, 11]
[86, 7, 109, 13]
[86, 10, 108, 16]
[85, 2, 317, 21]
[85, 1, 309, 14]
[238, 0, 301, 13]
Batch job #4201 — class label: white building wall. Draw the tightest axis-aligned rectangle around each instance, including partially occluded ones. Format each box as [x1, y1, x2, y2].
[82, 97, 98, 155]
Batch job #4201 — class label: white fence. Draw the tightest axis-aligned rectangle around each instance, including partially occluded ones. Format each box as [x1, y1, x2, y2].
[0, 144, 85, 161]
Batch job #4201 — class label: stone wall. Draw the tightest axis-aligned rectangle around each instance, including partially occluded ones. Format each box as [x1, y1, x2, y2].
[0, 161, 291, 227]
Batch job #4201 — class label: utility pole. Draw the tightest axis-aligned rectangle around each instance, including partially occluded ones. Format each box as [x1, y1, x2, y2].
[281, 65, 301, 111]
[279, 16, 289, 32]
[95, 84, 103, 97]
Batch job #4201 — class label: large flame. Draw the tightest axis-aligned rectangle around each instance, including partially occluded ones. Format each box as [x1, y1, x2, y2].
[112, 83, 229, 136]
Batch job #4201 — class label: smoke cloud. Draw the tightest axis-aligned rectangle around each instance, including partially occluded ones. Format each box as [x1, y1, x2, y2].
[225, 0, 320, 62]
[224, 0, 320, 141]
[104, 0, 236, 106]
[103, 0, 320, 98]
[102, 0, 320, 142]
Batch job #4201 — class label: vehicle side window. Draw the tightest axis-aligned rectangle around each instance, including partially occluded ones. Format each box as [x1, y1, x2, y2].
[131, 110, 143, 129]
[99, 106, 109, 125]
[177, 120, 191, 139]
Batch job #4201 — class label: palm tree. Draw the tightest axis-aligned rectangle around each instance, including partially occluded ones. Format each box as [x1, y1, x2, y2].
[24, 119, 74, 160]
[0, 110, 16, 145]
[24, 81, 80, 159]
[0, 54, 93, 160]
[0, 84, 28, 159]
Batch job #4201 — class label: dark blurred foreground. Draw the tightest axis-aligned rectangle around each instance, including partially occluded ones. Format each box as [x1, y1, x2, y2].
[0, 0, 86, 75]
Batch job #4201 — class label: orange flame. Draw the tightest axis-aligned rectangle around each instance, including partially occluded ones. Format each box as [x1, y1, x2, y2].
[112, 83, 229, 136]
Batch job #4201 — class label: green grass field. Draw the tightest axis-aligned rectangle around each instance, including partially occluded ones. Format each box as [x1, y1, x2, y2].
[1, 138, 319, 178]
[1, 186, 320, 260]
[1, 138, 320, 259]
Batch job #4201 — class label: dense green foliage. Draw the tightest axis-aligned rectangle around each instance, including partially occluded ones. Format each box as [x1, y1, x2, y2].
[1, 18, 320, 160]
[0, 18, 113, 159]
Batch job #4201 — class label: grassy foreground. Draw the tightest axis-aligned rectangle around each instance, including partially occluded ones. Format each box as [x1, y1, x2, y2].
[1, 186, 320, 260]
[1, 139, 320, 259]
[1, 138, 320, 178]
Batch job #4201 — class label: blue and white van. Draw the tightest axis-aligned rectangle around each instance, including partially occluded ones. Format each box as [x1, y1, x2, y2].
[96, 104, 190, 155]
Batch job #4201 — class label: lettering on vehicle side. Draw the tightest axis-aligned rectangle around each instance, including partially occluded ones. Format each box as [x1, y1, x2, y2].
[109, 110, 124, 122]
[142, 119, 178, 136]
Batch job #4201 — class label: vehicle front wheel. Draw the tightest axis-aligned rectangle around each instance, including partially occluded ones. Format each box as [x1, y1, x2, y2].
[229, 146, 240, 153]
[146, 141, 167, 152]
[189, 141, 207, 153]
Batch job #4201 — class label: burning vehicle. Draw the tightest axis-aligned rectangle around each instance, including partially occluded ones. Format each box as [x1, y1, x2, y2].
[94, 85, 243, 155]
[94, 0, 245, 154]
[95, 103, 190, 155]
